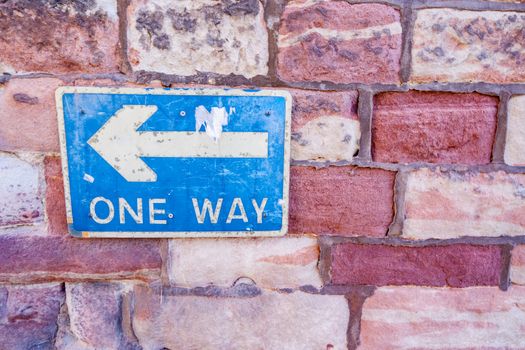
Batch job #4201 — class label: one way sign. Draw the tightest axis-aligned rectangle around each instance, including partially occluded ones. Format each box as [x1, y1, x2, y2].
[56, 87, 291, 238]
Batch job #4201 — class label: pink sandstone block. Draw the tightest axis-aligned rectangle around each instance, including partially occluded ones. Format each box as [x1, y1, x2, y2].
[331, 243, 503, 287]
[289, 166, 395, 237]
[277, 2, 402, 84]
[373, 91, 498, 164]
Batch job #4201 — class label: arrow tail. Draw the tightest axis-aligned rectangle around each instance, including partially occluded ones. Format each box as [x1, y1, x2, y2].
[138, 132, 269, 158]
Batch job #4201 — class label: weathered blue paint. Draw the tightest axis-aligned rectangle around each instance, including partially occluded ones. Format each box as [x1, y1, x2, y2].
[57, 87, 291, 238]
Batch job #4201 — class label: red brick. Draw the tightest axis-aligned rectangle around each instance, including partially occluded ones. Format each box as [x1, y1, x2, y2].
[372, 91, 498, 164]
[44, 156, 67, 235]
[0, 283, 64, 350]
[331, 243, 503, 287]
[0, 236, 161, 283]
[277, 2, 402, 84]
[289, 166, 395, 236]
[0, 0, 119, 74]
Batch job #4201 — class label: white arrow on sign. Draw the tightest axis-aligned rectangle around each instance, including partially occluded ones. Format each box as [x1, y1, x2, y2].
[87, 105, 268, 182]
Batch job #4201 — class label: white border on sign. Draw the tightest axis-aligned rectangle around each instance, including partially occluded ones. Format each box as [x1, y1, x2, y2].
[55, 86, 292, 238]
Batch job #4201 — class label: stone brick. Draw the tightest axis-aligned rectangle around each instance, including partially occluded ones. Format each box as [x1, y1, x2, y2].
[0, 0, 119, 74]
[62, 282, 126, 349]
[331, 243, 503, 287]
[511, 245, 525, 285]
[277, 2, 402, 84]
[0, 77, 61, 152]
[0, 236, 161, 283]
[0, 283, 64, 350]
[373, 91, 498, 164]
[289, 166, 395, 236]
[360, 286, 525, 349]
[127, 0, 268, 77]
[0, 153, 42, 227]
[403, 169, 525, 239]
[45, 156, 67, 235]
[132, 284, 348, 349]
[291, 90, 360, 162]
[412, 9, 525, 83]
[168, 236, 321, 288]
[505, 95, 525, 166]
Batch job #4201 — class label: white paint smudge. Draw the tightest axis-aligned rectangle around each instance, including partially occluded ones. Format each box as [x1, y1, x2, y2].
[195, 106, 229, 141]
[83, 173, 95, 183]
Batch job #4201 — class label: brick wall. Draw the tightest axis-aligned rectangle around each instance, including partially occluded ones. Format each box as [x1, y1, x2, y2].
[1, 0, 525, 349]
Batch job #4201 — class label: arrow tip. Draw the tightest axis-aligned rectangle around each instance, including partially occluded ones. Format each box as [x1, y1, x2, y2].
[88, 105, 159, 182]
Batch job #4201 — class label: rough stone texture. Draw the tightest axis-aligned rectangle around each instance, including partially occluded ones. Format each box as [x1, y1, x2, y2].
[0, 283, 64, 350]
[0, 78, 62, 152]
[0, 0, 119, 74]
[373, 91, 498, 164]
[0, 236, 161, 282]
[291, 90, 360, 162]
[505, 95, 525, 166]
[511, 245, 525, 285]
[168, 236, 321, 288]
[45, 156, 67, 235]
[0, 153, 43, 227]
[277, 2, 402, 84]
[61, 283, 125, 349]
[412, 9, 525, 83]
[127, 0, 268, 77]
[360, 286, 525, 349]
[289, 166, 395, 236]
[331, 243, 503, 287]
[403, 169, 525, 239]
[132, 284, 348, 349]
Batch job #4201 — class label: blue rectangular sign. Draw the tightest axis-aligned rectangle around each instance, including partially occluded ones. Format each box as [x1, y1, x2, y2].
[56, 87, 291, 238]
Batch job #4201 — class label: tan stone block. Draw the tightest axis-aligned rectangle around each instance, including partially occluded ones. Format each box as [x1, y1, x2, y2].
[412, 9, 525, 83]
[127, 0, 268, 78]
[505, 95, 525, 166]
[360, 286, 525, 349]
[403, 168, 525, 239]
[168, 236, 321, 288]
[291, 90, 360, 162]
[511, 245, 525, 285]
[0, 153, 43, 227]
[133, 285, 349, 349]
